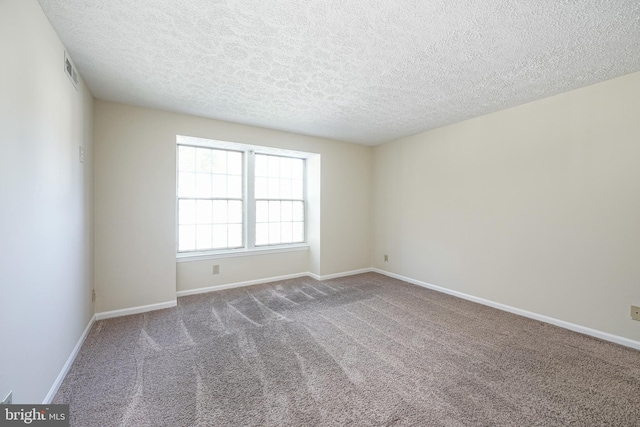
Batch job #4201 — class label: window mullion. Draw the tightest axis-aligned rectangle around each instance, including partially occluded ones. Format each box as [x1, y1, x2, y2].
[246, 150, 256, 249]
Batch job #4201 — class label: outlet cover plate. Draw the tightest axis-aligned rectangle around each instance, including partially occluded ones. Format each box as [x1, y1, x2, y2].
[631, 305, 640, 321]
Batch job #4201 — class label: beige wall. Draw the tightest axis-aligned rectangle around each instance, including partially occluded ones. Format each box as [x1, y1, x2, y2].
[177, 250, 310, 292]
[0, 0, 94, 403]
[94, 101, 372, 309]
[5, 2, 637, 405]
[373, 71, 640, 342]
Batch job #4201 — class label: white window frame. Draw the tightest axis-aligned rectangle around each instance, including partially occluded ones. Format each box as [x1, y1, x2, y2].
[176, 135, 309, 261]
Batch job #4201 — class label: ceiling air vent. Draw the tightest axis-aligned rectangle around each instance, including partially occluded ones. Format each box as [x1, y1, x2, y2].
[64, 50, 78, 90]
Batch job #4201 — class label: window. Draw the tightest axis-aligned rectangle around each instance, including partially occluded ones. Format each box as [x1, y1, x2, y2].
[255, 154, 305, 246]
[177, 146, 243, 252]
[176, 138, 306, 255]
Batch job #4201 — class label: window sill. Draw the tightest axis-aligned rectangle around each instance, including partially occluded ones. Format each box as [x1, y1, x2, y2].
[176, 244, 309, 263]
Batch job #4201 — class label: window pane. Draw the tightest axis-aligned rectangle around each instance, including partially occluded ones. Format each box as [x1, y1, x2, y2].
[281, 201, 293, 222]
[269, 223, 281, 245]
[178, 172, 195, 197]
[256, 200, 268, 223]
[212, 150, 227, 174]
[293, 222, 304, 242]
[196, 225, 212, 250]
[280, 179, 292, 199]
[280, 157, 292, 179]
[255, 177, 268, 199]
[178, 145, 306, 251]
[179, 199, 196, 225]
[212, 225, 228, 248]
[292, 201, 304, 221]
[196, 200, 212, 224]
[178, 146, 195, 172]
[281, 222, 293, 243]
[195, 173, 212, 198]
[256, 223, 268, 246]
[269, 201, 281, 222]
[212, 200, 228, 223]
[268, 155, 280, 178]
[212, 175, 227, 198]
[268, 178, 280, 198]
[228, 175, 242, 199]
[228, 201, 243, 223]
[291, 179, 303, 199]
[179, 225, 196, 251]
[228, 224, 242, 248]
[195, 148, 212, 173]
[255, 155, 268, 177]
[227, 151, 242, 175]
[292, 159, 304, 180]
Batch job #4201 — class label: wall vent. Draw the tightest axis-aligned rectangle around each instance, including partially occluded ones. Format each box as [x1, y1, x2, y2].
[64, 50, 78, 90]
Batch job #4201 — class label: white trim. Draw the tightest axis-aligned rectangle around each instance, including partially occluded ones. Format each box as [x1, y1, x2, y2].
[176, 244, 309, 262]
[95, 300, 177, 320]
[43, 314, 96, 404]
[372, 268, 640, 351]
[177, 272, 310, 297]
[309, 268, 374, 281]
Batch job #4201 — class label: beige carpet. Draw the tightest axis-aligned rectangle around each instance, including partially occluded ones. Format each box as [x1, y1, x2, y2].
[54, 273, 640, 426]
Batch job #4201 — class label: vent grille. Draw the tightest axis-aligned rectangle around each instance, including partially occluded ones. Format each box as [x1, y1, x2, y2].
[64, 51, 78, 89]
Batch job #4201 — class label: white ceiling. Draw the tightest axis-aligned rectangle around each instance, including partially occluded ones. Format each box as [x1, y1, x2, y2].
[38, 1, 640, 145]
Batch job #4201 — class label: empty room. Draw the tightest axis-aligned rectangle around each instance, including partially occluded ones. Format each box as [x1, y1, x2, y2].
[1, 0, 639, 425]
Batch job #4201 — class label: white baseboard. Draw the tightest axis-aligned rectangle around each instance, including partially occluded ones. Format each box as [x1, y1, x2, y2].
[372, 268, 640, 351]
[43, 314, 96, 404]
[176, 272, 310, 297]
[95, 300, 177, 320]
[309, 268, 374, 281]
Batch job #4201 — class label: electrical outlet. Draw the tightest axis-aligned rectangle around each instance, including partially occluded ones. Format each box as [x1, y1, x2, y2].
[384, 254, 388, 262]
[1, 391, 12, 405]
[212, 265, 220, 275]
[631, 305, 640, 321]
[92, 289, 96, 302]
[79, 146, 84, 163]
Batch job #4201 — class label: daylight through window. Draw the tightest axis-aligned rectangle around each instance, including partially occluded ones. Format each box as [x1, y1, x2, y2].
[255, 154, 305, 246]
[177, 140, 306, 254]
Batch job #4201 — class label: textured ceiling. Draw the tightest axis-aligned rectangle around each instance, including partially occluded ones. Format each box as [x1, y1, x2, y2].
[38, 0, 640, 145]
